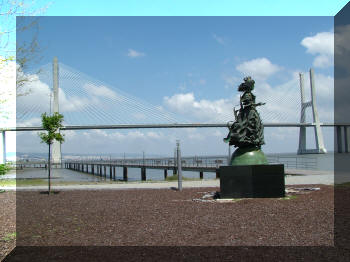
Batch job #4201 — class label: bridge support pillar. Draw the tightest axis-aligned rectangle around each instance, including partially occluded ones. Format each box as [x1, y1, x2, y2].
[336, 126, 349, 153]
[52, 57, 62, 165]
[141, 167, 146, 181]
[0, 131, 6, 164]
[113, 166, 116, 180]
[297, 69, 327, 154]
[123, 166, 128, 181]
[199, 171, 203, 179]
[216, 169, 220, 179]
[345, 126, 350, 153]
[164, 169, 168, 180]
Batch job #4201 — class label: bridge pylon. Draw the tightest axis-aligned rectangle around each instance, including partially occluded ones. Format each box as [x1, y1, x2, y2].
[297, 69, 326, 154]
[51, 57, 62, 164]
[0, 131, 5, 164]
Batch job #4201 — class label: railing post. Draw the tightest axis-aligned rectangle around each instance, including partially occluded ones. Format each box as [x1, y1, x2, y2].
[200, 171, 203, 179]
[177, 140, 182, 191]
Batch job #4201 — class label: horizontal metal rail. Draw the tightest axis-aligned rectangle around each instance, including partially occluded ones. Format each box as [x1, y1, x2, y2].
[1, 122, 342, 131]
[16, 153, 319, 170]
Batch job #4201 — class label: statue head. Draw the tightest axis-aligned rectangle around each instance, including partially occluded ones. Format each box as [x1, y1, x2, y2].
[238, 76, 255, 92]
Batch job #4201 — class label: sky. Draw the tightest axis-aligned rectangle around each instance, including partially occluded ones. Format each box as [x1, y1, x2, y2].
[1, 1, 348, 159]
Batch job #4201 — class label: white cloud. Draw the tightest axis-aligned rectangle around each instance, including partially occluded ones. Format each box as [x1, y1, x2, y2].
[16, 72, 51, 116]
[254, 71, 333, 123]
[222, 75, 240, 89]
[199, 79, 206, 85]
[16, 117, 41, 127]
[164, 69, 333, 125]
[16, 72, 93, 117]
[313, 54, 333, 68]
[59, 88, 90, 112]
[335, 24, 350, 55]
[236, 58, 282, 80]
[301, 32, 334, 56]
[83, 83, 119, 100]
[301, 31, 334, 68]
[334, 25, 350, 73]
[0, 58, 16, 128]
[163, 93, 232, 122]
[212, 34, 225, 45]
[132, 113, 147, 120]
[127, 49, 145, 58]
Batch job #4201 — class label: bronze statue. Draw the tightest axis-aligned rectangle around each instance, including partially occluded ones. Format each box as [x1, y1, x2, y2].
[224, 76, 267, 165]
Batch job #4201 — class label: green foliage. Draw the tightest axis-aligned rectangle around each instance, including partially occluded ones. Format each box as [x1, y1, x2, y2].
[335, 182, 350, 187]
[280, 195, 298, 200]
[2, 232, 16, 242]
[165, 174, 192, 181]
[38, 112, 65, 145]
[0, 163, 11, 175]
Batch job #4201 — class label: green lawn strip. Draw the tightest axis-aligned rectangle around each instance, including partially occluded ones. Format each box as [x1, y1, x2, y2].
[335, 182, 350, 187]
[2, 232, 16, 242]
[165, 175, 199, 181]
[0, 179, 16, 187]
[280, 195, 298, 200]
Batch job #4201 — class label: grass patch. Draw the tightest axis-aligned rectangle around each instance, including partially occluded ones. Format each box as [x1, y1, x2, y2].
[280, 195, 298, 200]
[335, 182, 350, 187]
[0, 179, 16, 187]
[2, 232, 16, 242]
[17, 179, 47, 186]
[165, 175, 195, 181]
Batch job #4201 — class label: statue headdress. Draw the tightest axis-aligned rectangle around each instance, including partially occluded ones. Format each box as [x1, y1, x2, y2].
[238, 76, 255, 92]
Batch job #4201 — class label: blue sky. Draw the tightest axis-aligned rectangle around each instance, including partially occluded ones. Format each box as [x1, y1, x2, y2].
[18, 16, 333, 104]
[44, 0, 347, 16]
[2, 0, 347, 158]
[15, 15, 335, 156]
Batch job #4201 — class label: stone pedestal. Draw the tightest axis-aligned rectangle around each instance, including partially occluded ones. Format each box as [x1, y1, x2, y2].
[220, 164, 285, 198]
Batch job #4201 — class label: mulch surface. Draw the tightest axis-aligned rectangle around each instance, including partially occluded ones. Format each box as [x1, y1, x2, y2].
[2, 184, 350, 261]
[0, 191, 15, 262]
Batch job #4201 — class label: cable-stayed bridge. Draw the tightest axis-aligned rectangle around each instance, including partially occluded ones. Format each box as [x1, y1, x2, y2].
[0, 58, 347, 164]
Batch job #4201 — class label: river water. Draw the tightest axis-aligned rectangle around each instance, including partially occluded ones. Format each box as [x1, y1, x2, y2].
[14, 152, 335, 182]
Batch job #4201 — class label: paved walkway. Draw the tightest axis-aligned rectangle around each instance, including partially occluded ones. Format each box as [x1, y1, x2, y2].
[1, 174, 337, 192]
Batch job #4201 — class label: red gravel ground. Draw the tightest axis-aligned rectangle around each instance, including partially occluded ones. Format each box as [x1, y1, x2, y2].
[2, 184, 350, 261]
[0, 192, 15, 261]
[16, 185, 335, 247]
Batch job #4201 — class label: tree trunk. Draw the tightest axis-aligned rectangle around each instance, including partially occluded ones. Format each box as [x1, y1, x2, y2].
[48, 143, 51, 193]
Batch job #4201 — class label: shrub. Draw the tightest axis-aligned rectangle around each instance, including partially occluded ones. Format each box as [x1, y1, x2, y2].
[0, 163, 11, 175]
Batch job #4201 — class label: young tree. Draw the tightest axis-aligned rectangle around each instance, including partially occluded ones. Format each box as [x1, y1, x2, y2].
[38, 112, 64, 193]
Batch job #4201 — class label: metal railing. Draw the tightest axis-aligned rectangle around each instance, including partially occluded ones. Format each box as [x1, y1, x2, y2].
[55, 154, 318, 170]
